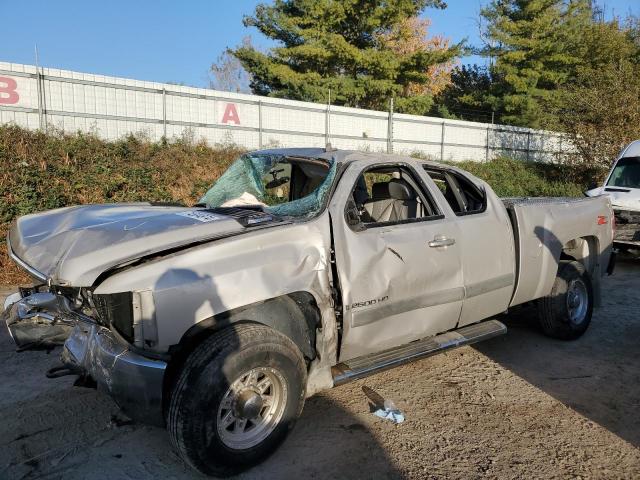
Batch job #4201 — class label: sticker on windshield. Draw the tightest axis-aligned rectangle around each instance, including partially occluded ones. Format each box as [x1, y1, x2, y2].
[176, 211, 224, 223]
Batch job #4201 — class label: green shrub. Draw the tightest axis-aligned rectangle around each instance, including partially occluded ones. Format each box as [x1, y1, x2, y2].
[452, 157, 585, 198]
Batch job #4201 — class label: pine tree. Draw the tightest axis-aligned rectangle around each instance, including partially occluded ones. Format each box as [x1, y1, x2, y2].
[434, 65, 499, 123]
[480, 0, 593, 128]
[232, 0, 460, 114]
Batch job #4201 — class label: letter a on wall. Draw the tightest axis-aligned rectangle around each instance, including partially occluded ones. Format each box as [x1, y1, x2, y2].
[221, 103, 240, 125]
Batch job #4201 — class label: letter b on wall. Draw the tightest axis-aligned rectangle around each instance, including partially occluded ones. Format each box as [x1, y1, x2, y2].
[0, 77, 19, 104]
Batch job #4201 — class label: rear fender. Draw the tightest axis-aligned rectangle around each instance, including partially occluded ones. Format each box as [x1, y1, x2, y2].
[562, 236, 602, 306]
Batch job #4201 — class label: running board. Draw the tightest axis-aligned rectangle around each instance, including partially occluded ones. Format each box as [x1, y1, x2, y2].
[332, 319, 506, 386]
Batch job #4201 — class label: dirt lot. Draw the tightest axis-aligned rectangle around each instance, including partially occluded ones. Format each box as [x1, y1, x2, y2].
[1, 259, 638, 480]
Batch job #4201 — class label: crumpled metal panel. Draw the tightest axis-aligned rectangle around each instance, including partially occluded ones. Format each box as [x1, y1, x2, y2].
[94, 212, 339, 396]
[329, 156, 465, 361]
[8, 203, 246, 286]
[62, 322, 167, 426]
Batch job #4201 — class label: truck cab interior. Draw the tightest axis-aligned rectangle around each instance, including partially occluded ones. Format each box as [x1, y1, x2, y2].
[422, 167, 486, 215]
[350, 166, 437, 224]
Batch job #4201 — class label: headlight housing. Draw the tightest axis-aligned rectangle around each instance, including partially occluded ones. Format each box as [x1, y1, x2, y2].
[93, 292, 134, 343]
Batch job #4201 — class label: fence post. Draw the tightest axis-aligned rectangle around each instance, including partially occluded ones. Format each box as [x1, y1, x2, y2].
[35, 70, 44, 131]
[43, 79, 48, 133]
[440, 121, 446, 161]
[485, 124, 490, 162]
[526, 130, 531, 161]
[325, 99, 330, 147]
[558, 134, 563, 163]
[162, 88, 167, 139]
[258, 99, 263, 149]
[387, 97, 394, 153]
[34, 45, 45, 131]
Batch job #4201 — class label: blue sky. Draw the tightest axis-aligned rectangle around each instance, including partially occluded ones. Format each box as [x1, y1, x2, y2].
[1, 0, 638, 87]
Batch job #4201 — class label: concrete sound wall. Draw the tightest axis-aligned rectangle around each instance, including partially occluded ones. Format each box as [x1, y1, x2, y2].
[0, 61, 569, 162]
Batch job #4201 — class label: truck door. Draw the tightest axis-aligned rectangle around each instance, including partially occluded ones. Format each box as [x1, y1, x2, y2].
[329, 160, 464, 361]
[422, 166, 515, 327]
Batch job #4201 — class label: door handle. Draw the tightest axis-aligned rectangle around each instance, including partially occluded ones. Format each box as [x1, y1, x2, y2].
[428, 235, 456, 248]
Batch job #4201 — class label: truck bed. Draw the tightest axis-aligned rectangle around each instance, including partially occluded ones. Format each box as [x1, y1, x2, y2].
[501, 196, 612, 307]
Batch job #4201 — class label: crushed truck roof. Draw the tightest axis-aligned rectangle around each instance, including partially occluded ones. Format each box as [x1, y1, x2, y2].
[251, 147, 450, 170]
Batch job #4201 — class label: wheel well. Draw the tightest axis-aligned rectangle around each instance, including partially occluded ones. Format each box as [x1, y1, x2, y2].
[161, 291, 321, 418]
[561, 236, 599, 277]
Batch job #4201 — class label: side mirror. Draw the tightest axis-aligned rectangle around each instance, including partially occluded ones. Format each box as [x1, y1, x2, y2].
[344, 198, 364, 229]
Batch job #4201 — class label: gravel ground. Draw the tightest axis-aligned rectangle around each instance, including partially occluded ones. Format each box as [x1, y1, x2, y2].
[0, 259, 638, 480]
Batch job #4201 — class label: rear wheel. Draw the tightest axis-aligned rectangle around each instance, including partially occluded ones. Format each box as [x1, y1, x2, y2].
[537, 260, 593, 340]
[167, 324, 307, 477]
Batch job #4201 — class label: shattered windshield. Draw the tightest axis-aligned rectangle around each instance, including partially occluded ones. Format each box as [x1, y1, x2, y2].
[200, 153, 336, 218]
[607, 157, 640, 189]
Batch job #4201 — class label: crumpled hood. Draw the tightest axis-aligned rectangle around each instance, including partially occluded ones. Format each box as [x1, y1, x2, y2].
[8, 203, 248, 286]
[586, 186, 640, 211]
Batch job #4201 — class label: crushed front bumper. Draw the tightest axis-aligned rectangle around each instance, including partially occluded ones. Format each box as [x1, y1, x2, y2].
[3, 293, 167, 427]
[62, 322, 167, 426]
[3, 291, 75, 348]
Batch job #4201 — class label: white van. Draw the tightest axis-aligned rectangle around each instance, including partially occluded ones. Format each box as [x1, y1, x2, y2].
[586, 140, 640, 250]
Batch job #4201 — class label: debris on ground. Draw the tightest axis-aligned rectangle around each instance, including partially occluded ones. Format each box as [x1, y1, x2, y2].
[362, 386, 405, 424]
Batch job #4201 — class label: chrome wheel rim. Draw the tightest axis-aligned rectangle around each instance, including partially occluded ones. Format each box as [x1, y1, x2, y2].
[566, 279, 588, 325]
[216, 367, 287, 450]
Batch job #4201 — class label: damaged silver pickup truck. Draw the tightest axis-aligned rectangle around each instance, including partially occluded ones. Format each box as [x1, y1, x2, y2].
[3, 148, 615, 476]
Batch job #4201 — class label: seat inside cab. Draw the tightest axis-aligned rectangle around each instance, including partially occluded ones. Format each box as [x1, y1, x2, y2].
[351, 166, 437, 224]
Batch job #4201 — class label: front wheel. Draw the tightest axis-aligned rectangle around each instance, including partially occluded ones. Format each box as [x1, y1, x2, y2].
[537, 260, 593, 340]
[167, 324, 307, 477]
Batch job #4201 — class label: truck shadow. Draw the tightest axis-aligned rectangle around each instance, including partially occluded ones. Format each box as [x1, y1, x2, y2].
[474, 255, 640, 449]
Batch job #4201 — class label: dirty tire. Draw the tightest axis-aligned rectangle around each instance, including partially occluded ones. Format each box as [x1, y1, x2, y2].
[167, 324, 307, 477]
[537, 260, 593, 340]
